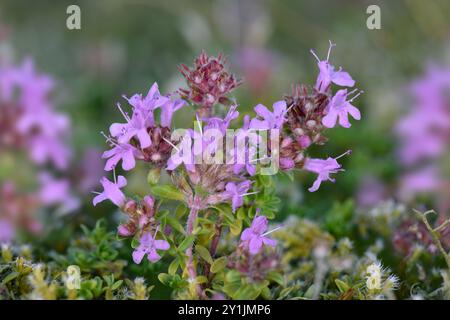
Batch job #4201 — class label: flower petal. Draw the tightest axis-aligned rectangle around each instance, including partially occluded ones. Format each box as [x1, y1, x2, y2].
[154, 239, 170, 251]
[249, 236, 263, 255]
[132, 249, 145, 264]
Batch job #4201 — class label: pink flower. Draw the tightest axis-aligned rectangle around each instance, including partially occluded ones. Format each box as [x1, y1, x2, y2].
[160, 98, 185, 128]
[0, 66, 19, 101]
[39, 173, 79, 213]
[110, 108, 152, 148]
[396, 106, 450, 165]
[223, 180, 252, 212]
[29, 135, 71, 170]
[1, 59, 72, 169]
[92, 176, 127, 207]
[240, 215, 276, 255]
[102, 143, 139, 171]
[399, 133, 446, 165]
[124, 82, 169, 122]
[166, 130, 195, 172]
[322, 89, 361, 128]
[205, 104, 239, 134]
[132, 231, 170, 264]
[280, 157, 295, 170]
[399, 166, 441, 200]
[110, 83, 171, 149]
[304, 152, 349, 192]
[78, 149, 104, 192]
[250, 100, 287, 130]
[311, 41, 355, 92]
[0, 219, 14, 243]
[232, 115, 258, 176]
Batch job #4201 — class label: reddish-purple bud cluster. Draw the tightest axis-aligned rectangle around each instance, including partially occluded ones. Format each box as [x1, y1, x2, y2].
[118, 195, 156, 238]
[178, 51, 241, 117]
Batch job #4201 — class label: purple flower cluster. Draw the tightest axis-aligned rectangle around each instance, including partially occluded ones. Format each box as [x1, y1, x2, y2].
[94, 46, 360, 263]
[0, 59, 78, 241]
[0, 59, 71, 169]
[396, 65, 450, 200]
[102, 83, 185, 172]
[94, 83, 187, 262]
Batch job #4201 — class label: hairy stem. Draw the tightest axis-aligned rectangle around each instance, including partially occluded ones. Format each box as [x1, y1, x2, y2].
[186, 195, 203, 299]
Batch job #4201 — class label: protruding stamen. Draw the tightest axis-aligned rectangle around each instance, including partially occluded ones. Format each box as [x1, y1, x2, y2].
[100, 131, 119, 147]
[162, 136, 179, 152]
[286, 103, 295, 113]
[327, 40, 336, 61]
[349, 90, 364, 102]
[310, 49, 321, 63]
[240, 191, 259, 197]
[262, 225, 283, 236]
[153, 225, 160, 240]
[195, 113, 203, 136]
[335, 149, 352, 160]
[347, 88, 359, 96]
[250, 156, 272, 163]
[116, 103, 131, 122]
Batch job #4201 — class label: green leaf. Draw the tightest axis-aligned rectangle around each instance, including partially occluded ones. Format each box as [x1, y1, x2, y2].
[147, 168, 161, 185]
[303, 285, 315, 299]
[278, 287, 294, 299]
[168, 258, 179, 275]
[335, 279, 350, 293]
[195, 276, 208, 284]
[131, 236, 140, 249]
[111, 280, 123, 291]
[211, 205, 234, 223]
[237, 207, 246, 220]
[260, 286, 272, 299]
[210, 256, 228, 273]
[155, 209, 169, 220]
[223, 270, 242, 297]
[267, 271, 284, 286]
[151, 185, 184, 201]
[230, 219, 242, 236]
[175, 204, 188, 219]
[178, 235, 195, 252]
[225, 270, 241, 283]
[1, 272, 19, 285]
[165, 216, 186, 235]
[195, 245, 213, 264]
[233, 284, 260, 300]
[158, 273, 171, 285]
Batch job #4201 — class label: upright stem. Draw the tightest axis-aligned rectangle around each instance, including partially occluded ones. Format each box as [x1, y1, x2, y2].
[417, 210, 450, 269]
[209, 216, 223, 258]
[186, 195, 203, 299]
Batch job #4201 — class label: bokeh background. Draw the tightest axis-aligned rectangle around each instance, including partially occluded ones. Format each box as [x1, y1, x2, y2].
[1, 0, 450, 299]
